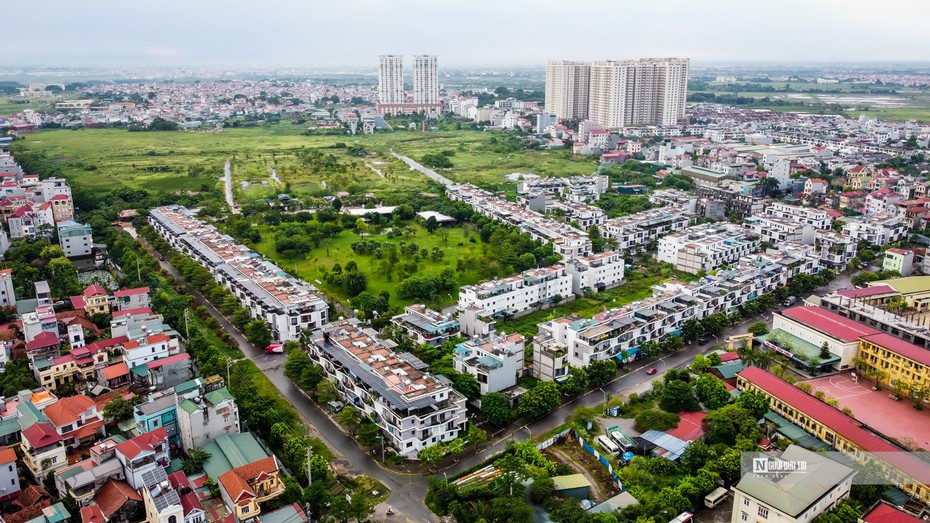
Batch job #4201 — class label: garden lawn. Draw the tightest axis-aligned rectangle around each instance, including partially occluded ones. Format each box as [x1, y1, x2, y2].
[251, 223, 489, 308]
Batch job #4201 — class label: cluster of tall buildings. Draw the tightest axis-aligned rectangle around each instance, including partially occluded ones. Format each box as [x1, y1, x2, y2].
[377, 54, 440, 114]
[545, 58, 690, 128]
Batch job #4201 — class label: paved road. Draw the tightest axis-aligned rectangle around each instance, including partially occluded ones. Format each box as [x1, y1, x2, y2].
[223, 159, 239, 214]
[391, 151, 453, 187]
[137, 235, 436, 523]
[139, 223, 857, 521]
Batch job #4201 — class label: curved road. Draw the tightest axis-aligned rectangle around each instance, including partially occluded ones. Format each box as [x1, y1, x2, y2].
[391, 152, 453, 187]
[136, 227, 856, 522]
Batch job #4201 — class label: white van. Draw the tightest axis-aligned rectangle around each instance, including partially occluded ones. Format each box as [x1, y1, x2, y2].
[704, 487, 729, 508]
[669, 512, 694, 523]
[596, 435, 620, 456]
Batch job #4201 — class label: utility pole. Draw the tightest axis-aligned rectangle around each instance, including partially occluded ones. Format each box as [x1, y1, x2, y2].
[183, 309, 190, 339]
[136, 258, 141, 282]
[227, 358, 233, 385]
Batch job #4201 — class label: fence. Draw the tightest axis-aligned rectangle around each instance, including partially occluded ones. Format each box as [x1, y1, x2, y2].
[537, 427, 623, 489]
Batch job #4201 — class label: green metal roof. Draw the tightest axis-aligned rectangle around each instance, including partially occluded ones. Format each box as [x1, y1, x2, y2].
[178, 399, 198, 414]
[734, 445, 854, 516]
[713, 361, 748, 379]
[205, 387, 234, 405]
[201, 433, 269, 480]
[875, 276, 930, 295]
[764, 412, 833, 451]
[759, 330, 840, 366]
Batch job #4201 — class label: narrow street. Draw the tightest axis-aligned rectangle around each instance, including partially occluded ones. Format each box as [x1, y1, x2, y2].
[223, 159, 239, 214]
[391, 151, 453, 186]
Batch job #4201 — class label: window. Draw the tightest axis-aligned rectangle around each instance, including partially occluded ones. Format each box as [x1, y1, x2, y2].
[758, 507, 768, 519]
[741, 512, 748, 522]
[168, 517, 177, 523]
[743, 498, 750, 507]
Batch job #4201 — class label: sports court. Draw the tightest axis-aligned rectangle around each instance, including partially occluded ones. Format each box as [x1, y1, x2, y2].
[803, 372, 930, 450]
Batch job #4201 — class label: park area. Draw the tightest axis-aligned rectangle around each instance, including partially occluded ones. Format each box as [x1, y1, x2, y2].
[804, 372, 930, 451]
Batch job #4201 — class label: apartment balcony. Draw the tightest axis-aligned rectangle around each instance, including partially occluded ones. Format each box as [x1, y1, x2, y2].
[254, 479, 285, 503]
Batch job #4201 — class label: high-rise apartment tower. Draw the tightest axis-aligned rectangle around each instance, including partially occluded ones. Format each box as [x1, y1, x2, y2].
[378, 55, 405, 104]
[412, 55, 439, 104]
[544, 60, 591, 121]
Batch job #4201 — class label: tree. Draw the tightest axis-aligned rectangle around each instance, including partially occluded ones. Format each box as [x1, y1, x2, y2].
[659, 380, 701, 412]
[343, 270, 368, 297]
[758, 176, 779, 196]
[517, 381, 560, 419]
[357, 421, 382, 448]
[355, 218, 369, 236]
[315, 378, 339, 403]
[748, 322, 769, 336]
[587, 359, 618, 388]
[530, 476, 555, 504]
[468, 423, 487, 445]
[690, 354, 710, 373]
[694, 375, 731, 410]
[820, 341, 831, 359]
[561, 366, 589, 397]
[735, 390, 770, 419]
[244, 320, 272, 348]
[182, 447, 212, 474]
[481, 392, 513, 426]
[661, 334, 684, 352]
[102, 396, 134, 421]
[425, 216, 439, 233]
[635, 409, 680, 431]
[418, 443, 446, 465]
[453, 372, 481, 401]
[704, 405, 759, 446]
[336, 407, 361, 428]
[640, 340, 661, 359]
[681, 319, 704, 343]
[48, 256, 81, 297]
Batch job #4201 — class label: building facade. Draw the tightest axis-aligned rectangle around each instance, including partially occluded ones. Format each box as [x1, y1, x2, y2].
[588, 58, 689, 128]
[378, 55, 404, 105]
[412, 55, 438, 105]
[545, 61, 591, 121]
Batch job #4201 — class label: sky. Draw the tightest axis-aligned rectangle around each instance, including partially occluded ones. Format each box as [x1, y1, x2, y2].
[5, 0, 930, 68]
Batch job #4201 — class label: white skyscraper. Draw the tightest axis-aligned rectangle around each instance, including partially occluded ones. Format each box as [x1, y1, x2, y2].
[412, 55, 439, 104]
[378, 55, 405, 104]
[545, 61, 591, 121]
[588, 58, 689, 128]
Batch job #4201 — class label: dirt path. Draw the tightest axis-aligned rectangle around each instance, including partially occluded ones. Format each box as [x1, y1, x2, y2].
[547, 447, 605, 502]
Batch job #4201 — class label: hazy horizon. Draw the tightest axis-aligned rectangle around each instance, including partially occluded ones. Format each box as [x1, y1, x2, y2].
[5, 0, 930, 69]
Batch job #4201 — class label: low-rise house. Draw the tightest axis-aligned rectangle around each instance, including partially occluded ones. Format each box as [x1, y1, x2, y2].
[53, 436, 126, 503]
[453, 333, 525, 395]
[564, 251, 625, 295]
[883, 248, 915, 276]
[70, 285, 110, 316]
[93, 479, 143, 523]
[130, 353, 193, 392]
[218, 456, 285, 522]
[140, 467, 183, 523]
[57, 220, 93, 258]
[457, 265, 572, 319]
[390, 305, 459, 348]
[114, 427, 170, 490]
[842, 212, 908, 247]
[133, 391, 178, 443]
[21, 421, 67, 476]
[0, 446, 21, 503]
[176, 376, 239, 450]
[42, 394, 106, 449]
[112, 287, 150, 312]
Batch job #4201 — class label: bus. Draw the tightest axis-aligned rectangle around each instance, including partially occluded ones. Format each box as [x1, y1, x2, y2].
[704, 487, 728, 508]
[596, 435, 620, 456]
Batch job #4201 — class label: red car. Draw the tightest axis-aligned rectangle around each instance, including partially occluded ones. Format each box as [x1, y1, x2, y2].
[646, 367, 658, 375]
[265, 344, 284, 354]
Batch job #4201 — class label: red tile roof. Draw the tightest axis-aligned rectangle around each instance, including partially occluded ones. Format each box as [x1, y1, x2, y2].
[83, 285, 107, 298]
[101, 363, 129, 381]
[80, 505, 106, 523]
[780, 306, 879, 342]
[219, 456, 278, 503]
[146, 353, 189, 370]
[718, 352, 741, 362]
[0, 446, 15, 464]
[26, 331, 59, 351]
[860, 333, 930, 367]
[94, 480, 142, 518]
[115, 427, 167, 460]
[43, 395, 97, 427]
[113, 287, 149, 298]
[862, 502, 924, 523]
[168, 471, 205, 515]
[14, 485, 49, 509]
[738, 367, 930, 482]
[836, 285, 897, 298]
[666, 411, 706, 442]
[70, 295, 86, 310]
[21, 422, 61, 448]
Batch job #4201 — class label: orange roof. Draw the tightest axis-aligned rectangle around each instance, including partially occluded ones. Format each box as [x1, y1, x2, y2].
[218, 456, 278, 503]
[94, 480, 142, 518]
[0, 446, 15, 464]
[80, 505, 106, 523]
[43, 395, 96, 427]
[101, 363, 129, 381]
[146, 333, 169, 344]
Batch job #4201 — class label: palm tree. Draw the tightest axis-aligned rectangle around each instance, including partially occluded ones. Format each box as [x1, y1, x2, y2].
[298, 327, 313, 350]
[758, 177, 779, 197]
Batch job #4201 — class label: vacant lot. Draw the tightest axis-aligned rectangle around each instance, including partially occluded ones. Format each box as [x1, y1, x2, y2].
[251, 222, 495, 308]
[11, 124, 600, 194]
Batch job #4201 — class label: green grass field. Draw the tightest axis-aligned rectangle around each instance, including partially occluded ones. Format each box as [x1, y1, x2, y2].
[251, 222, 494, 308]
[10, 124, 600, 194]
[0, 98, 53, 116]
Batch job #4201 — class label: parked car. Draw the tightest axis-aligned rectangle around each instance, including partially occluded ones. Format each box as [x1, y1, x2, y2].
[783, 296, 797, 307]
[646, 366, 658, 375]
[265, 343, 284, 354]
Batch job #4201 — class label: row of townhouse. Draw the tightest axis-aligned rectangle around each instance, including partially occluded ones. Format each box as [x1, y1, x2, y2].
[841, 212, 909, 246]
[516, 174, 610, 202]
[457, 252, 626, 320]
[308, 319, 467, 456]
[601, 206, 692, 254]
[532, 254, 822, 380]
[452, 332, 525, 396]
[445, 184, 593, 259]
[149, 206, 328, 342]
[657, 222, 761, 274]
